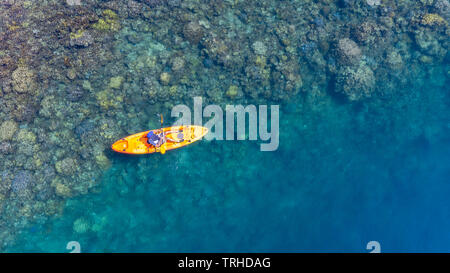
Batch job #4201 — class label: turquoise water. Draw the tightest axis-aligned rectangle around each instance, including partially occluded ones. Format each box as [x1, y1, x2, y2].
[8, 77, 450, 252]
[1, 1, 449, 252]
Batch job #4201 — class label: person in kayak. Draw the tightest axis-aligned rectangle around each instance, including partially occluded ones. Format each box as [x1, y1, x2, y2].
[147, 130, 165, 147]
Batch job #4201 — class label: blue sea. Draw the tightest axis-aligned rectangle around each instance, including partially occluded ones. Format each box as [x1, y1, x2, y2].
[1, 1, 449, 253]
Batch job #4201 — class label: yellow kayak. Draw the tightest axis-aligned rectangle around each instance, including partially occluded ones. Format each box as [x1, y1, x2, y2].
[111, 125, 208, 154]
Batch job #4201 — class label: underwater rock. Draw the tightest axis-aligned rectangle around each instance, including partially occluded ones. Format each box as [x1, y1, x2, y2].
[335, 62, 375, 101]
[183, 21, 204, 44]
[0, 120, 18, 141]
[55, 157, 79, 176]
[11, 66, 36, 94]
[336, 38, 362, 65]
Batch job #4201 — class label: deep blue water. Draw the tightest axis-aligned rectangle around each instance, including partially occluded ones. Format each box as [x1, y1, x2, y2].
[6, 72, 450, 252]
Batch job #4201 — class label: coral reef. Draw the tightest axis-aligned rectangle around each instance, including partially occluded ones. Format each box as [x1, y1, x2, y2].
[226, 85, 239, 99]
[335, 38, 362, 66]
[433, 0, 450, 19]
[95, 153, 111, 170]
[159, 72, 171, 85]
[183, 21, 204, 44]
[421, 13, 447, 26]
[0, 120, 18, 141]
[11, 66, 36, 94]
[11, 170, 33, 195]
[69, 30, 94, 47]
[66, 0, 82, 6]
[252, 41, 268, 56]
[93, 9, 121, 32]
[66, 85, 85, 102]
[0, 142, 13, 155]
[55, 157, 79, 176]
[335, 62, 375, 101]
[53, 180, 72, 198]
[109, 76, 124, 89]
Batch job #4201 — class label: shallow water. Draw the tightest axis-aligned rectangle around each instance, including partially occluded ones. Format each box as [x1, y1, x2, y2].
[1, 0, 450, 252]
